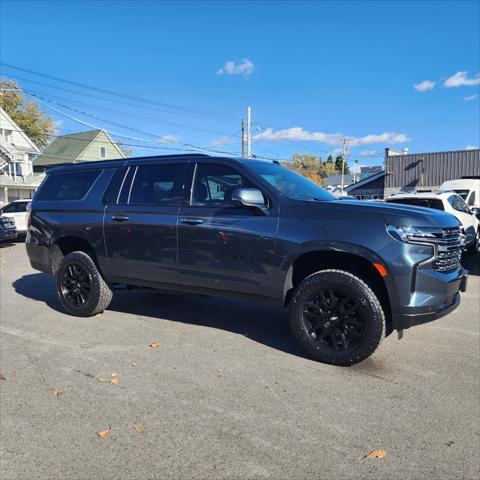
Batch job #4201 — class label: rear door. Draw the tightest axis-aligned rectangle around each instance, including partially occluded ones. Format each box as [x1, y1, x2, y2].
[103, 161, 190, 287]
[177, 162, 278, 297]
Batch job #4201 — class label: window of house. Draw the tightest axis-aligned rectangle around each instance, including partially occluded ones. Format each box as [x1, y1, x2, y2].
[35, 170, 101, 201]
[100, 147, 106, 158]
[127, 163, 186, 206]
[191, 164, 255, 207]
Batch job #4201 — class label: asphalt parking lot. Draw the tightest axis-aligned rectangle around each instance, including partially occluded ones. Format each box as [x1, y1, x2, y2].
[0, 242, 479, 480]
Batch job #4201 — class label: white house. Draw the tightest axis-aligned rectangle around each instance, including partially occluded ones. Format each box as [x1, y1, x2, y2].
[0, 107, 42, 205]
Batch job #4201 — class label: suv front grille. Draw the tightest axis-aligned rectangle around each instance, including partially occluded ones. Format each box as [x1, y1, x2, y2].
[432, 227, 464, 273]
[433, 249, 462, 272]
[408, 226, 464, 273]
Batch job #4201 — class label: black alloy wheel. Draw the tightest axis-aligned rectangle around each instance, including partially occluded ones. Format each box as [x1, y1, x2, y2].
[60, 262, 92, 307]
[55, 251, 112, 316]
[289, 269, 385, 366]
[302, 288, 364, 351]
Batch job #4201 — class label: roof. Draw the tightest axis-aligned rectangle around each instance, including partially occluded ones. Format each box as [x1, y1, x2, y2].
[346, 170, 385, 192]
[34, 129, 127, 166]
[386, 191, 457, 200]
[34, 130, 102, 166]
[44, 154, 278, 174]
[0, 107, 40, 154]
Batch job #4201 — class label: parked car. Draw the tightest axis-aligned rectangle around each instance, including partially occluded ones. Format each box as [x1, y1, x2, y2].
[0, 199, 31, 235]
[26, 154, 468, 366]
[0, 216, 17, 242]
[385, 192, 479, 254]
[440, 179, 480, 220]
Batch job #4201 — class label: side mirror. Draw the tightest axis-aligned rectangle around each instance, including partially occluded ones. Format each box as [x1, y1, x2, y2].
[231, 188, 268, 215]
[471, 207, 480, 219]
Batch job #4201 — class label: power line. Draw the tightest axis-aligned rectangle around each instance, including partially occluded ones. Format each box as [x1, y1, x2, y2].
[1, 63, 238, 122]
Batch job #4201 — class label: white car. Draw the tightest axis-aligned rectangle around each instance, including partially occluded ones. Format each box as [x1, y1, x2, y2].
[386, 191, 479, 253]
[0, 199, 31, 234]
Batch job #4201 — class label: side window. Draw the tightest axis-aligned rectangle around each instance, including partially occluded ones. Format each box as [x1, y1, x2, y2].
[468, 191, 475, 207]
[449, 195, 470, 214]
[192, 163, 254, 207]
[35, 170, 101, 201]
[128, 163, 186, 206]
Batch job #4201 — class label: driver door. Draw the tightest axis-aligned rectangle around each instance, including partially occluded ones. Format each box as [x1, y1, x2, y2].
[177, 162, 278, 298]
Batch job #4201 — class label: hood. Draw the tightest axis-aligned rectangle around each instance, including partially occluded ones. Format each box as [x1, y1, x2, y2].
[306, 199, 460, 229]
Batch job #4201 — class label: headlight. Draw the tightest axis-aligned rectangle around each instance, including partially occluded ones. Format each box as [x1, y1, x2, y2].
[386, 225, 442, 243]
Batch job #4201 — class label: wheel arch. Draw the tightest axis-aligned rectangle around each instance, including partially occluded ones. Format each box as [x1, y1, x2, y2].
[282, 246, 393, 335]
[51, 234, 100, 275]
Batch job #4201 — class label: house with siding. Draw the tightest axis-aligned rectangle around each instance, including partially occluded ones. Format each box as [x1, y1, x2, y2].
[33, 129, 125, 172]
[0, 107, 42, 205]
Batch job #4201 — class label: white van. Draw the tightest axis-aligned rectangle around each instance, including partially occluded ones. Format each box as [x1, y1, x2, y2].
[440, 179, 480, 209]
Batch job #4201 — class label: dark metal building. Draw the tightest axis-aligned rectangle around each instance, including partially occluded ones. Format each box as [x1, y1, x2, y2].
[384, 148, 480, 197]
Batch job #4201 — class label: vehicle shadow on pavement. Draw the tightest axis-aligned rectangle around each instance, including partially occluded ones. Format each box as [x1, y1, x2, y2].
[12, 273, 309, 360]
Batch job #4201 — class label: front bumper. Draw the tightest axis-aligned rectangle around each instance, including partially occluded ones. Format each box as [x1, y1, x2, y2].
[392, 270, 468, 330]
[0, 229, 18, 241]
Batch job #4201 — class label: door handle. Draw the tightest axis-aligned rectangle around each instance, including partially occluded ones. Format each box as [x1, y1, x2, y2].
[111, 215, 130, 222]
[181, 217, 204, 225]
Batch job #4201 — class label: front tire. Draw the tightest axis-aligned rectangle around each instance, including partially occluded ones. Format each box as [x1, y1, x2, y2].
[290, 269, 385, 366]
[55, 251, 112, 316]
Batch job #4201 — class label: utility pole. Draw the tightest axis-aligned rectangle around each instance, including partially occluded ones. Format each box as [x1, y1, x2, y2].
[247, 106, 252, 159]
[241, 118, 245, 158]
[340, 137, 349, 196]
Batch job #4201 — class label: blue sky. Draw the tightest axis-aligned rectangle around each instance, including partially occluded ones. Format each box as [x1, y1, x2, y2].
[1, 0, 479, 167]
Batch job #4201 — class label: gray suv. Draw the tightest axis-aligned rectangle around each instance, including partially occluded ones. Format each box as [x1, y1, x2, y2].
[26, 154, 468, 366]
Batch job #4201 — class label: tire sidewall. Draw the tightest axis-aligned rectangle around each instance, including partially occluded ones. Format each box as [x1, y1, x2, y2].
[56, 251, 104, 316]
[290, 270, 385, 366]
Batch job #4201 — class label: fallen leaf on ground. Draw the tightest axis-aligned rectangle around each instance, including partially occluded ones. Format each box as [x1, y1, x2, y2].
[131, 362, 139, 367]
[54, 389, 64, 396]
[110, 373, 119, 385]
[0, 373, 5, 381]
[97, 426, 112, 438]
[366, 450, 386, 459]
[135, 426, 146, 434]
[95, 374, 107, 384]
[149, 342, 160, 349]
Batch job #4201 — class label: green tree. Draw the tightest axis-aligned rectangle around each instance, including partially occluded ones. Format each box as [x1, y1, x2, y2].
[0, 79, 56, 149]
[335, 155, 350, 174]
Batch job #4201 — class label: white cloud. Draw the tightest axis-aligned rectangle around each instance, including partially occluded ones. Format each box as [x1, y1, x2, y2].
[208, 135, 236, 147]
[217, 58, 255, 77]
[464, 94, 478, 102]
[414, 80, 435, 91]
[443, 71, 480, 88]
[156, 134, 180, 144]
[465, 145, 479, 150]
[253, 127, 409, 147]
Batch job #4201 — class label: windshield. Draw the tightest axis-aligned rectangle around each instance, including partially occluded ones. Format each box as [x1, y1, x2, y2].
[452, 189, 469, 201]
[248, 162, 335, 201]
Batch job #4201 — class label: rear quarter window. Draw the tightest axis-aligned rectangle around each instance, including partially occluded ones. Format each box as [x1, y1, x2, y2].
[35, 170, 101, 201]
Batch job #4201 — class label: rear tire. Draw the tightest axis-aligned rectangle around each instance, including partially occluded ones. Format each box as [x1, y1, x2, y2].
[55, 251, 112, 316]
[290, 269, 385, 366]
